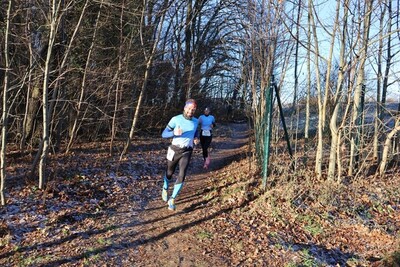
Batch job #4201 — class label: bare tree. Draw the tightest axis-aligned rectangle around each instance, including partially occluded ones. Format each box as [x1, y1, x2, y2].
[183, 0, 194, 100]
[109, 0, 127, 155]
[20, 3, 47, 151]
[1, 0, 12, 205]
[327, 0, 349, 181]
[304, 2, 311, 165]
[121, 0, 170, 158]
[348, 0, 374, 177]
[379, 116, 400, 175]
[374, 0, 394, 163]
[291, 0, 302, 114]
[307, 0, 324, 179]
[35, 0, 62, 189]
[66, 0, 104, 153]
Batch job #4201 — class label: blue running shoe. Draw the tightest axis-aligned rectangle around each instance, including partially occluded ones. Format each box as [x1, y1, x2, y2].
[162, 188, 168, 202]
[168, 198, 176, 211]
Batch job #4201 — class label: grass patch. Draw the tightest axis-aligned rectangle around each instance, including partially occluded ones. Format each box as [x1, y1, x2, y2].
[299, 249, 318, 267]
[196, 230, 213, 240]
[19, 255, 53, 267]
[97, 237, 112, 245]
[297, 215, 323, 237]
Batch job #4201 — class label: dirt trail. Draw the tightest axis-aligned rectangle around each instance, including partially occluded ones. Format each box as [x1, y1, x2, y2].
[101, 122, 249, 266]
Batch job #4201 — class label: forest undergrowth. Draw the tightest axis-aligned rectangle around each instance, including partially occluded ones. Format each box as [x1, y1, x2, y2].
[199, 157, 400, 266]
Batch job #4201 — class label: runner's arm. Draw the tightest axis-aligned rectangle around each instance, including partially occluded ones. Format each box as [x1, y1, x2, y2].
[162, 125, 174, 138]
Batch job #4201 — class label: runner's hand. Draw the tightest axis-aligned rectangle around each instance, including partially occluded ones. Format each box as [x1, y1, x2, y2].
[174, 126, 183, 136]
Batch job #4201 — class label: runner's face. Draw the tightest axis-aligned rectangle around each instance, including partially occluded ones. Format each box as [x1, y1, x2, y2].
[184, 103, 196, 118]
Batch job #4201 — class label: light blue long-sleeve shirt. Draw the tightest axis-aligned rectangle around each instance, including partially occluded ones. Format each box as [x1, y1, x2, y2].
[198, 114, 215, 131]
[162, 114, 199, 148]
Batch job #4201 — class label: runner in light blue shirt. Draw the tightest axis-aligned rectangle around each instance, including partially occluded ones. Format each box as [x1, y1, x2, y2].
[198, 107, 216, 169]
[161, 99, 199, 211]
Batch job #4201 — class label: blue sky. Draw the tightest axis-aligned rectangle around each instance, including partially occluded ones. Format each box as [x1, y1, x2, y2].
[280, 0, 400, 104]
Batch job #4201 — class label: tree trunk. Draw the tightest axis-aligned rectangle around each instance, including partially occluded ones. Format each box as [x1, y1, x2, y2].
[373, 3, 385, 162]
[21, 4, 47, 150]
[348, 0, 373, 176]
[304, 8, 311, 165]
[110, 2, 125, 155]
[33, 0, 88, 179]
[1, 0, 12, 205]
[379, 117, 400, 175]
[291, 0, 301, 114]
[183, 0, 194, 100]
[328, 0, 349, 181]
[21, 64, 36, 149]
[37, 0, 61, 189]
[308, 0, 323, 179]
[321, 0, 340, 132]
[374, 0, 392, 163]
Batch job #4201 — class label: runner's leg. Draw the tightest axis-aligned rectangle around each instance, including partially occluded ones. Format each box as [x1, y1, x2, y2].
[171, 150, 192, 199]
[163, 148, 181, 201]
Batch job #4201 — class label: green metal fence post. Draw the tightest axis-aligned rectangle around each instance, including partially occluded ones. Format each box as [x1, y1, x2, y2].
[262, 77, 274, 190]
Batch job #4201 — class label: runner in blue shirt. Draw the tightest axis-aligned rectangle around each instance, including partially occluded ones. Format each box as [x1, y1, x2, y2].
[198, 107, 216, 169]
[161, 99, 199, 211]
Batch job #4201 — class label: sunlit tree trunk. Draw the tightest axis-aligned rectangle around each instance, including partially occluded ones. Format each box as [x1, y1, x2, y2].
[348, 0, 373, 177]
[289, 0, 302, 155]
[308, 0, 323, 179]
[379, 117, 400, 175]
[373, 4, 385, 162]
[374, 0, 392, 163]
[37, 0, 61, 189]
[321, 0, 340, 132]
[1, 0, 12, 205]
[183, 0, 194, 100]
[328, 0, 349, 181]
[32, 0, 87, 185]
[21, 4, 45, 150]
[304, 7, 311, 164]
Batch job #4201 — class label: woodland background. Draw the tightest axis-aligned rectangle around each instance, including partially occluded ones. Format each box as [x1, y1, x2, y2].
[1, 0, 399, 189]
[0, 0, 400, 265]
[0, 0, 400, 219]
